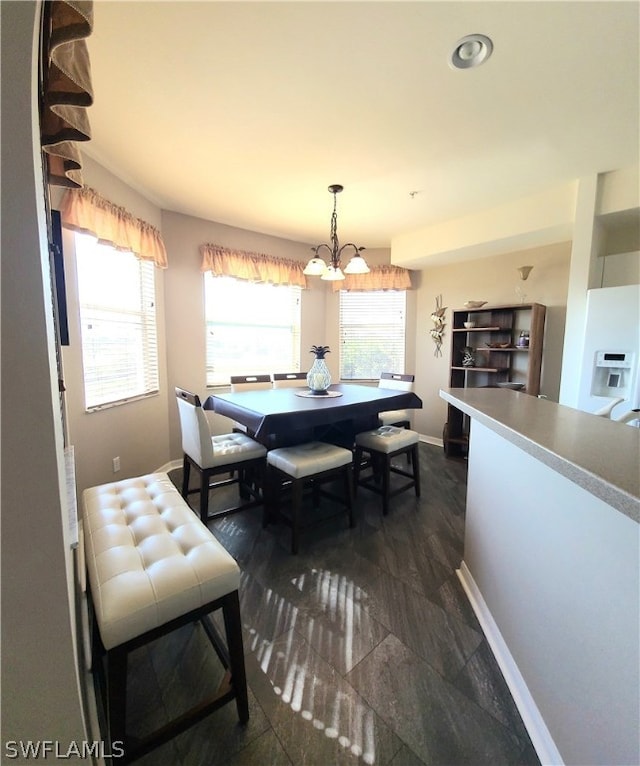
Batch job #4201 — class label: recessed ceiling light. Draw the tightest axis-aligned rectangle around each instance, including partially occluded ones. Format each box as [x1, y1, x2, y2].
[449, 34, 493, 69]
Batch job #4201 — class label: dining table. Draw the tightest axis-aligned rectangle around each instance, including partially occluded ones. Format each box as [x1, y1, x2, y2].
[204, 382, 422, 448]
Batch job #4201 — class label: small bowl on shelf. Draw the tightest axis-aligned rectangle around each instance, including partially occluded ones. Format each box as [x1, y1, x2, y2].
[486, 342, 511, 349]
[463, 321, 476, 329]
[464, 301, 487, 309]
[496, 382, 525, 391]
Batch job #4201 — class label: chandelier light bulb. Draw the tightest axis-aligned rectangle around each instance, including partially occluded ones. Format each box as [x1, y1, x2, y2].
[321, 265, 345, 281]
[303, 257, 327, 276]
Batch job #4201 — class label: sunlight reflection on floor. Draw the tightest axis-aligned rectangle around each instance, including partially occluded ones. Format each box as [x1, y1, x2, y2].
[247, 571, 379, 764]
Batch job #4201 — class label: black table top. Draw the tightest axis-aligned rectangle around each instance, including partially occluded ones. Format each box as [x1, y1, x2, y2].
[205, 383, 422, 446]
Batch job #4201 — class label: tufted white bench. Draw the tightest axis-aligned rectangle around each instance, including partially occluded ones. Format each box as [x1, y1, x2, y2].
[82, 472, 248, 763]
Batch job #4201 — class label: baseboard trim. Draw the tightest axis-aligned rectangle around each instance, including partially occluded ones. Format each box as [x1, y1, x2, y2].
[156, 459, 182, 474]
[456, 562, 564, 766]
[419, 434, 443, 448]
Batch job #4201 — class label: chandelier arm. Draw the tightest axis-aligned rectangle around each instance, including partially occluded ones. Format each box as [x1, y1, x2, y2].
[338, 243, 366, 257]
[311, 244, 334, 258]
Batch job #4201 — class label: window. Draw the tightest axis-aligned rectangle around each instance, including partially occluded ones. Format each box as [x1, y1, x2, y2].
[339, 290, 406, 380]
[204, 275, 301, 386]
[75, 233, 159, 409]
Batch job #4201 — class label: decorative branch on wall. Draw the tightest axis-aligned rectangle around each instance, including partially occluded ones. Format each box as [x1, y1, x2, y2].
[430, 294, 447, 357]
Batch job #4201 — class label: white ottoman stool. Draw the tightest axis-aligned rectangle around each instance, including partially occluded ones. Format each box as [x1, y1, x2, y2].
[266, 441, 355, 554]
[354, 426, 421, 515]
[82, 472, 248, 763]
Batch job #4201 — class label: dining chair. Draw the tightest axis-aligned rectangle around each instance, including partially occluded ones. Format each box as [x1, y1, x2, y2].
[228, 374, 273, 434]
[272, 372, 308, 389]
[265, 442, 355, 554]
[353, 425, 421, 516]
[175, 387, 267, 523]
[378, 372, 415, 428]
[230, 374, 272, 392]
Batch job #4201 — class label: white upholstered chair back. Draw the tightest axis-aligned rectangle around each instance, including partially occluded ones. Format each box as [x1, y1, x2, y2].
[272, 372, 308, 389]
[176, 389, 215, 468]
[377, 373, 415, 428]
[378, 372, 414, 393]
[230, 374, 272, 392]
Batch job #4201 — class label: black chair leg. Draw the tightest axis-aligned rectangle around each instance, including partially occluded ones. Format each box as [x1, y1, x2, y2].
[199, 468, 210, 523]
[182, 454, 191, 498]
[345, 465, 355, 528]
[353, 446, 363, 495]
[291, 479, 303, 554]
[382, 455, 391, 515]
[412, 444, 421, 497]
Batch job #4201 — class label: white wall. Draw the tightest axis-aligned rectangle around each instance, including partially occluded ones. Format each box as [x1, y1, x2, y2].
[1, 0, 88, 751]
[464, 422, 639, 765]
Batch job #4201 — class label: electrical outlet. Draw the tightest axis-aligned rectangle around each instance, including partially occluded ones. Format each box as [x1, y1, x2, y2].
[112, 456, 121, 473]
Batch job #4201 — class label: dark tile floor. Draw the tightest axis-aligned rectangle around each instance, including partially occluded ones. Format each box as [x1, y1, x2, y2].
[126, 444, 540, 766]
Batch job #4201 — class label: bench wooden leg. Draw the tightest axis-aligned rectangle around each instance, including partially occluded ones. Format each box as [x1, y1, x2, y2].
[222, 591, 249, 723]
[106, 645, 128, 754]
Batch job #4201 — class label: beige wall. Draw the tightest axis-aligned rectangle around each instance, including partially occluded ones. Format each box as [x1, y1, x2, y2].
[411, 242, 572, 442]
[59, 156, 171, 494]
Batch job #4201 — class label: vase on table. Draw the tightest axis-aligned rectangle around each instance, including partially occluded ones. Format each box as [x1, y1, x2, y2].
[307, 345, 332, 393]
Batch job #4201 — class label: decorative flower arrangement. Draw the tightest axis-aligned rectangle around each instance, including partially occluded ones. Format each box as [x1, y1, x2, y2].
[310, 345, 331, 358]
[430, 295, 447, 357]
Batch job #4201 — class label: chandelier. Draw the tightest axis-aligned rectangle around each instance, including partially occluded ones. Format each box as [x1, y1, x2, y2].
[303, 184, 369, 281]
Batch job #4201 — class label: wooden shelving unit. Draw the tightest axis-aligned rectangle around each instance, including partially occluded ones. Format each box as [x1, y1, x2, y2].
[443, 302, 546, 458]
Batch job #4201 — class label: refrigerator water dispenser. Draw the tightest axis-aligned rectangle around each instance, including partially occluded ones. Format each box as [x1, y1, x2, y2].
[590, 351, 635, 399]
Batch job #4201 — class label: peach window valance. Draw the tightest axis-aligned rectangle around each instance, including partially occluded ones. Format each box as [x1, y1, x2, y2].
[331, 265, 413, 292]
[60, 186, 168, 268]
[40, 0, 94, 189]
[200, 244, 307, 288]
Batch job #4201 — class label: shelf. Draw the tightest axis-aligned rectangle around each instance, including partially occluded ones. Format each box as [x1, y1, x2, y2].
[446, 436, 468, 445]
[444, 302, 546, 459]
[451, 366, 508, 373]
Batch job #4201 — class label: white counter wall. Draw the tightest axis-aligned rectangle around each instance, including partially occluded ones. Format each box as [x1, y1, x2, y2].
[440, 388, 639, 766]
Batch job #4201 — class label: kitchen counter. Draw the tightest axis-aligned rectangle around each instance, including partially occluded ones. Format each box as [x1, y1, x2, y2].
[439, 387, 639, 766]
[440, 387, 639, 522]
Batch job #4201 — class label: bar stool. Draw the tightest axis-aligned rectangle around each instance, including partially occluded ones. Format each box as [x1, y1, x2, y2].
[354, 426, 421, 515]
[266, 441, 355, 554]
[175, 387, 266, 522]
[378, 372, 415, 429]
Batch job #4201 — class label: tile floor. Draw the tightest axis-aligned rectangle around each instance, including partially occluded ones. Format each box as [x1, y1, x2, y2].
[123, 444, 540, 766]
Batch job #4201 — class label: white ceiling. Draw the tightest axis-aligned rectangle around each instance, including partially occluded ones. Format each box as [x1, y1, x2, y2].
[84, 1, 639, 256]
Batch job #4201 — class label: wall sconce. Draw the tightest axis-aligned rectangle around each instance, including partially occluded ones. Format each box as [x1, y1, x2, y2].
[518, 265, 533, 281]
[516, 265, 533, 303]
